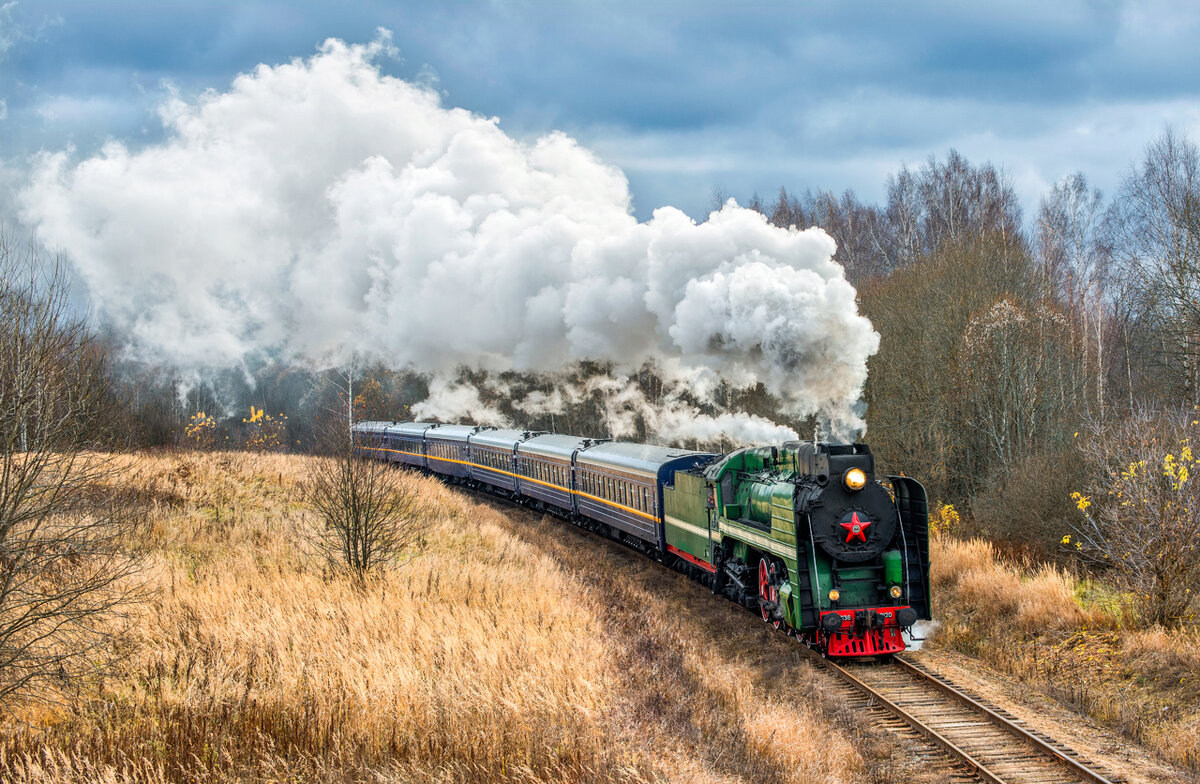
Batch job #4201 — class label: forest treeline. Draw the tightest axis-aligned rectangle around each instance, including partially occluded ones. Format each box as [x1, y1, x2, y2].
[839, 129, 1198, 559]
[763, 127, 1200, 623]
[26, 126, 1200, 570]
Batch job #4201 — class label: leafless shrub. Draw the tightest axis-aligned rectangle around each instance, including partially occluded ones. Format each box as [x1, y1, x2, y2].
[303, 423, 424, 585]
[969, 446, 1089, 555]
[1072, 406, 1200, 627]
[0, 235, 142, 707]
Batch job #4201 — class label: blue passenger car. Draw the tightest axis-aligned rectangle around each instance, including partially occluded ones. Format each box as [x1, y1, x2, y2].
[390, 422, 436, 467]
[516, 434, 591, 513]
[351, 421, 395, 460]
[575, 442, 715, 549]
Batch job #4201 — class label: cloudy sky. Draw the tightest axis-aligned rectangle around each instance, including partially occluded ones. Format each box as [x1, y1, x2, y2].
[2, 0, 1198, 222]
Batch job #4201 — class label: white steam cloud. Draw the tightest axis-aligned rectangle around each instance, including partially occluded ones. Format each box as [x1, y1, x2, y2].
[18, 34, 879, 444]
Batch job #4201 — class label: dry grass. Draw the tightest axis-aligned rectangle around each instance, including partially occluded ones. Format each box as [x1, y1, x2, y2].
[929, 534, 1200, 770]
[0, 451, 921, 783]
[931, 537, 1097, 645]
[2, 452, 629, 782]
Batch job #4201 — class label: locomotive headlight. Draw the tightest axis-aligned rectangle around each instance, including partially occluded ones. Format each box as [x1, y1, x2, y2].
[890, 585, 903, 599]
[844, 468, 867, 491]
[828, 589, 840, 602]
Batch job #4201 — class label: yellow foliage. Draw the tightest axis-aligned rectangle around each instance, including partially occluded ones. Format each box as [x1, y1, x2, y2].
[1165, 452, 1192, 490]
[183, 411, 216, 449]
[928, 502, 960, 536]
[241, 406, 287, 452]
[1072, 413, 1200, 627]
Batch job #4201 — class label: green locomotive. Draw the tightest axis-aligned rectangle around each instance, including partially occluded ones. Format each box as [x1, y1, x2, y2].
[663, 441, 930, 656]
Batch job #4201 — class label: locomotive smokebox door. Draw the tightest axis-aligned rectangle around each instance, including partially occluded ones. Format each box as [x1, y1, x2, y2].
[809, 484, 898, 563]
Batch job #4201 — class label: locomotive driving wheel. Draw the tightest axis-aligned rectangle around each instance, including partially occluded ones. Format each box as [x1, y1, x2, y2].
[758, 557, 783, 630]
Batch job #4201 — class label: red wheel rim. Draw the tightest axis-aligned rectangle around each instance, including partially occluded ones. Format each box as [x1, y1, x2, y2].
[758, 558, 781, 630]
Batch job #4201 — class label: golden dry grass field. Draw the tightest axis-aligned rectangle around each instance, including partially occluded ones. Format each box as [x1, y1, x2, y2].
[0, 451, 932, 784]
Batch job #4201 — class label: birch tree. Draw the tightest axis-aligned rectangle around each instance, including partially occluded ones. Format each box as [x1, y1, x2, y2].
[1037, 173, 1111, 417]
[1108, 128, 1200, 404]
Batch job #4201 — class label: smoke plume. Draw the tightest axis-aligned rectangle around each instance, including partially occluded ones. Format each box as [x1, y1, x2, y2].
[19, 33, 879, 444]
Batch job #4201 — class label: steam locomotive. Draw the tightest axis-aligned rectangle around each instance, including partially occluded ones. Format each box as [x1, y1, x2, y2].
[351, 421, 931, 657]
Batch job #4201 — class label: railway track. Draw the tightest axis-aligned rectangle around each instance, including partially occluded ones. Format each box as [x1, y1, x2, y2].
[807, 651, 1123, 784]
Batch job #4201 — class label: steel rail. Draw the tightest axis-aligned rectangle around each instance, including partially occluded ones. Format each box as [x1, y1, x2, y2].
[892, 656, 1117, 784]
[799, 642, 1119, 784]
[817, 653, 1008, 784]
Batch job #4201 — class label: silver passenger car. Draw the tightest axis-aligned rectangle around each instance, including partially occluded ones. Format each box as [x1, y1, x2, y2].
[467, 429, 544, 492]
[516, 434, 591, 513]
[350, 421, 395, 461]
[425, 424, 490, 479]
[390, 422, 437, 467]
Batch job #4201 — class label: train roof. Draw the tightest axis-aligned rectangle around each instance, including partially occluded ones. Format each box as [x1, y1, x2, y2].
[351, 420, 397, 433]
[425, 424, 492, 442]
[575, 441, 716, 478]
[469, 428, 546, 449]
[393, 421, 437, 436]
[351, 420, 437, 435]
[353, 421, 716, 479]
[518, 433, 594, 460]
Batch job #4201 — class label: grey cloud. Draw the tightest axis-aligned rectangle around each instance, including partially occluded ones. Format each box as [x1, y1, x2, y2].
[4, 2, 1199, 224]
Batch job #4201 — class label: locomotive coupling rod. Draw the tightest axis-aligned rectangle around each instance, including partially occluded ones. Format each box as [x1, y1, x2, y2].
[894, 657, 1117, 784]
[817, 654, 1008, 784]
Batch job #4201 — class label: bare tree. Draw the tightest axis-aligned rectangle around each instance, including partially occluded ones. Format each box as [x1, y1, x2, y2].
[804, 188, 893, 282]
[320, 357, 365, 432]
[709, 185, 730, 214]
[0, 235, 141, 706]
[876, 150, 1025, 271]
[881, 165, 923, 267]
[918, 149, 1023, 247]
[304, 417, 424, 586]
[767, 186, 805, 229]
[1036, 173, 1111, 418]
[1107, 127, 1200, 405]
[955, 297, 1085, 479]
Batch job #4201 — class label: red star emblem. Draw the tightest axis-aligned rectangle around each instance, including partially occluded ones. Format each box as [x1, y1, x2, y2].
[841, 511, 871, 544]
